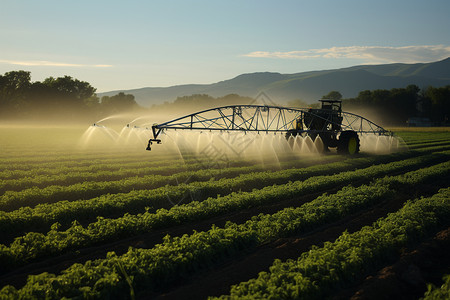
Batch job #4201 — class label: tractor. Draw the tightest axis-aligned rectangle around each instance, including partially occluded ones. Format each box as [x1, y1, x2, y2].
[287, 99, 360, 154]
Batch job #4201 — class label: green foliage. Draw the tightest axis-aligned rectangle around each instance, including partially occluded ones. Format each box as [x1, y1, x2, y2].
[100, 92, 138, 114]
[216, 188, 450, 299]
[0, 70, 145, 120]
[0, 129, 449, 298]
[0, 225, 259, 299]
[0, 152, 448, 274]
[322, 91, 342, 100]
[0, 71, 31, 113]
[342, 85, 426, 125]
[422, 86, 450, 123]
[344, 84, 450, 125]
[423, 274, 450, 300]
[0, 71, 99, 120]
[1, 184, 449, 298]
[41, 76, 96, 102]
[1, 149, 447, 244]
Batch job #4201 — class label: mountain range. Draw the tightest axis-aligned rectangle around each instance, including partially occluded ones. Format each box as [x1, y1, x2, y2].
[98, 57, 450, 106]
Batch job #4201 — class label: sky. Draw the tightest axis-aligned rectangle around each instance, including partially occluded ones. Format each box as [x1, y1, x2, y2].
[1, 0, 450, 92]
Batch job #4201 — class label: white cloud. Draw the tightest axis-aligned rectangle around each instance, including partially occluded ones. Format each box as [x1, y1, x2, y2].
[243, 45, 450, 63]
[0, 60, 112, 68]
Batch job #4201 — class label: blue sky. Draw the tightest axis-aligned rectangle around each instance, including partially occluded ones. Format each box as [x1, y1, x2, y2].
[1, 0, 450, 92]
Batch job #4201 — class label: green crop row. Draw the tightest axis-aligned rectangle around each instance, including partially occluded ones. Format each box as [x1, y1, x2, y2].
[395, 131, 450, 141]
[396, 134, 448, 147]
[0, 160, 186, 181]
[0, 150, 211, 172]
[397, 133, 450, 148]
[0, 154, 344, 212]
[0, 153, 344, 194]
[0, 155, 252, 180]
[404, 135, 449, 142]
[0, 130, 444, 174]
[405, 137, 450, 146]
[1, 156, 448, 273]
[0, 132, 446, 189]
[0, 176, 393, 271]
[0, 224, 259, 299]
[401, 135, 449, 144]
[1, 146, 443, 212]
[0, 152, 217, 174]
[408, 140, 450, 150]
[215, 187, 450, 299]
[0, 152, 147, 166]
[409, 144, 450, 153]
[0, 164, 259, 211]
[0, 159, 260, 194]
[1, 151, 447, 241]
[1, 177, 448, 299]
[0, 150, 338, 181]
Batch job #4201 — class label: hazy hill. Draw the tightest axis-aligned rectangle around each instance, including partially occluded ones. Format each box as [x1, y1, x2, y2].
[98, 57, 450, 106]
[345, 57, 450, 79]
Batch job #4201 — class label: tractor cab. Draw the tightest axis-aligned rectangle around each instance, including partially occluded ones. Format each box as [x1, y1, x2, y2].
[304, 99, 343, 133]
[319, 99, 342, 112]
[297, 99, 345, 149]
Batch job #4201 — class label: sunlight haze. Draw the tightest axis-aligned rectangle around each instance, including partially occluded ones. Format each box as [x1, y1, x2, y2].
[1, 0, 449, 92]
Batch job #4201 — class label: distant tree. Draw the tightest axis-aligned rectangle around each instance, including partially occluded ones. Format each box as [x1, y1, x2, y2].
[357, 90, 372, 105]
[173, 94, 215, 106]
[27, 81, 53, 108]
[217, 93, 241, 101]
[42, 76, 96, 106]
[406, 84, 420, 95]
[422, 85, 450, 123]
[0, 70, 31, 113]
[342, 85, 424, 125]
[371, 89, 390, 105]
[101, 92, 138, 113]
[83, 95, 100, 108]
[322, 91, 342, 101]
[388, 85, 419, 120]
[153, 93, 256, 114]
[0, 70, 103, 120]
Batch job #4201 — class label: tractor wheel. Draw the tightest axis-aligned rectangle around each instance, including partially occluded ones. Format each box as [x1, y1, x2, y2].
[338, 131, 360, 155]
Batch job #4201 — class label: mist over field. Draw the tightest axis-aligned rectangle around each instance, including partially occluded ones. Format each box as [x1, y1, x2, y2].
[2, 58, 450, 130]
[1, 42, 450, 300]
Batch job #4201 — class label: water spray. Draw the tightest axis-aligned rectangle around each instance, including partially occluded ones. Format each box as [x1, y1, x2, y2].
[81, 100, 406, 155]
[142, 100, 403, 155]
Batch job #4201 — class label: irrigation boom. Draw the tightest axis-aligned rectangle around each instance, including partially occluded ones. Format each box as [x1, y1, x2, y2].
[147, 101, 392, 154]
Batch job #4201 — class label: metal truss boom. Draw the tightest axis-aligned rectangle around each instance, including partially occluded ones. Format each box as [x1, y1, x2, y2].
[147, 105, 391, 149]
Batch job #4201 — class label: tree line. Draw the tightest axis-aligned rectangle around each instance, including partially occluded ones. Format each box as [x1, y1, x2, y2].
[322, 85, 450, 126]
[1, 70, 449, 126]
[0, 70, 139, 121]
[151, 93, 256, 114]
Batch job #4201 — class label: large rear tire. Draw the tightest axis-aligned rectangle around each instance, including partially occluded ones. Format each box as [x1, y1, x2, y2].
[338, 131, 360, 155]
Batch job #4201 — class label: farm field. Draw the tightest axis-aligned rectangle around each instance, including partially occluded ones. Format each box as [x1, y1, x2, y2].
[0, 125, 449, 299]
